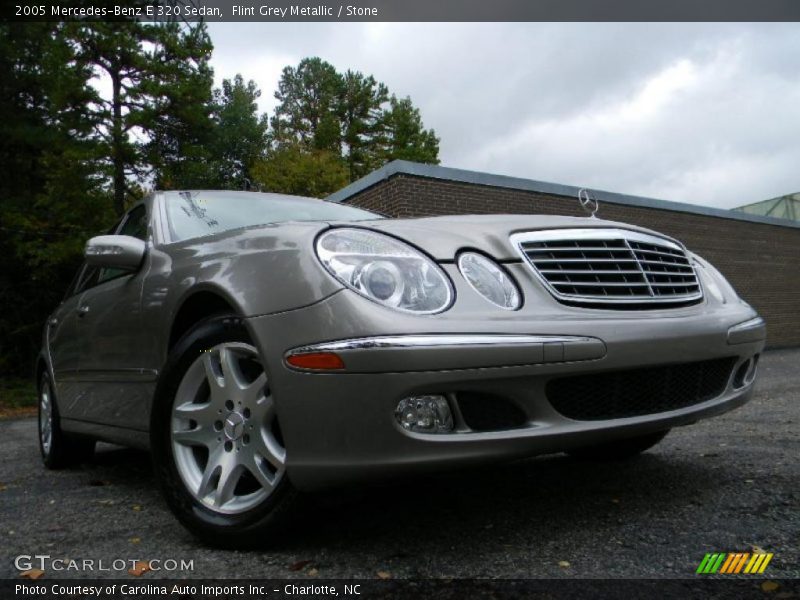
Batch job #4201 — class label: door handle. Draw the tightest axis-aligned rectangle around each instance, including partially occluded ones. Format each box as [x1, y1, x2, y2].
[77, 305, 90, 318]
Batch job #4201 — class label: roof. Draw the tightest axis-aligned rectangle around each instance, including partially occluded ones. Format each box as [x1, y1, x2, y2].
[734, 193, 800, 222]
[327, 160, 800, 230]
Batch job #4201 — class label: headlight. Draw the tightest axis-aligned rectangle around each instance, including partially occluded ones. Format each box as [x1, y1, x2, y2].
[457, 252, 521, 310]
[691, 253, 739, 304]
[316, 228, 453, 313]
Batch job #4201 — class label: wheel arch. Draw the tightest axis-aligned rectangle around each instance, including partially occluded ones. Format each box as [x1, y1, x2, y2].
[34, 353, 49, 389]
[167, 287, 242, 354]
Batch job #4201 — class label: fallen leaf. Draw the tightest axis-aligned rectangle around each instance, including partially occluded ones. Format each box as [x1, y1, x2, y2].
[761, 581, 780, 593]
[377, 571, 392, 580]
[288, 560, 312, 572]
[558, 561, 571, 569]
[49, 499, 55, 504]
[611, 498, 620, 504]
[0, 484, 7, 491]
[307, 568, 319, 577]
[128, 561, 151, 577]
[129, 537, 141, 545]
[97, 499, 115, 506]
[752, 545, 766, 554]
[20, 569, 45, 580]
[132, 505, 142, 512]
[745, 479, 755, 484]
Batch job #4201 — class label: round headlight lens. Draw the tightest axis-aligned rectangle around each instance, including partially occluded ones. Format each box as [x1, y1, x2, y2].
[458, 252, 521, 310]
[316, 228, 453, 313]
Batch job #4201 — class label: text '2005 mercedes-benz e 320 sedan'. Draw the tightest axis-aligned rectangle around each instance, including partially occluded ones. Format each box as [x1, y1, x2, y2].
[37, 190, 765, 546]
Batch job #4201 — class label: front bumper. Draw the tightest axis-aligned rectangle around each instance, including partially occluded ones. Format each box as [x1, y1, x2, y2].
[246, 289, 766, 492]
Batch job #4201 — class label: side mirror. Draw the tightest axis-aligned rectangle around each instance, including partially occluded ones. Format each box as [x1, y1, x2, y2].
[84, 235, 146, 271]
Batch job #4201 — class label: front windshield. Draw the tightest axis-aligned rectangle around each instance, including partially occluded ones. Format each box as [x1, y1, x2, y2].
[165, 191, 382, 242]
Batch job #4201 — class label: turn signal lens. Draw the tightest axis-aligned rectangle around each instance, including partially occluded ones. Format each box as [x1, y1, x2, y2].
[286, 352, 345, 370]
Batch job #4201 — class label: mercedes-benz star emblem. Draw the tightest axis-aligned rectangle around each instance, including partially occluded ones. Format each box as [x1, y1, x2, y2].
[578, 188, 599, 218]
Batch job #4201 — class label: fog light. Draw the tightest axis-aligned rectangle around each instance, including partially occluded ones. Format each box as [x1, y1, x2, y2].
[395, 395, 453, 433]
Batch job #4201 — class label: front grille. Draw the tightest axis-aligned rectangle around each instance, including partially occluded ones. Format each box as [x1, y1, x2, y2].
[546, 357, 737, 421]
[512, 229, 702, 308]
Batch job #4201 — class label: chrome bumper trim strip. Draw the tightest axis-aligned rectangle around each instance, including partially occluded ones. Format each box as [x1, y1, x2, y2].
[288, 334, 598, 354]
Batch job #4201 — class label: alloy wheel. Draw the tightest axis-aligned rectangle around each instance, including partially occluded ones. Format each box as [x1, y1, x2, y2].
[170, 342, 285, 514]
[39, 378, 53, 455]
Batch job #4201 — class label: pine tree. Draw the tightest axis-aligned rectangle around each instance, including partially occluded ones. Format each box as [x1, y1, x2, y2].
[211, 74, 270, 189]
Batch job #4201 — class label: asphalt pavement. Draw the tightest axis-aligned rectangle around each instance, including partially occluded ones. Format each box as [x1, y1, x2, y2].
[1, 348, 798, 580]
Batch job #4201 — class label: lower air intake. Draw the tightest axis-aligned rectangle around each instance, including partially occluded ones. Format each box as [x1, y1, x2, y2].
[546, 357, 737, 421]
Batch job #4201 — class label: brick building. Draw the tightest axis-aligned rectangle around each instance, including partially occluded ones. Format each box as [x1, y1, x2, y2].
[328, 160, 800, 348]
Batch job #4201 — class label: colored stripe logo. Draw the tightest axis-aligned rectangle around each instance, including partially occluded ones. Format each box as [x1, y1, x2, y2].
[696, 552, 773, 574]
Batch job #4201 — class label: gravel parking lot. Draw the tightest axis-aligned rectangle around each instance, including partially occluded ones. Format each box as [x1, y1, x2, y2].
[1, 348, 798, 580]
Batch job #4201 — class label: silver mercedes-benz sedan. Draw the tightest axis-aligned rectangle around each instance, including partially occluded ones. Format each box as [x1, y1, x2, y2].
[37, 190, 765, 546]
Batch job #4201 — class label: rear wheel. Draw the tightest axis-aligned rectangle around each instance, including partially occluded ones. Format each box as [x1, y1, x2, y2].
[38, 372, 95, 469]
[567, 429, 670, 461]
[151, 315, 296, 547]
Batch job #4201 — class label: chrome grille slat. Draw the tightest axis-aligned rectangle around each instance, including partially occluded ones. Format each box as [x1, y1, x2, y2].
[539, 269, 644, 275]
[511, 228, 703, 308]
[529, 258, 640, 263]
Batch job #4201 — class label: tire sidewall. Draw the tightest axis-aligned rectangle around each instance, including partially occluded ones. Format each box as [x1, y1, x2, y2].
[151, 315, 293, 541]
[37, 372, 56, 466]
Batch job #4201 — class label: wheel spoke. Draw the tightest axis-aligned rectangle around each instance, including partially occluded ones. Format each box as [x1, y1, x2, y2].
[252, 427, 286, 469]
[197, 446, 224, 499]
[202, 353, 226, 401]
[214, 456, 244, 507]
[251, 393, 276, 422]
[174, 400, 218, 428]
[244, 452, 275, 491]
[172, 425, 216, 448]
[242, 372, 267, 405]
[219, 346, 246, 391]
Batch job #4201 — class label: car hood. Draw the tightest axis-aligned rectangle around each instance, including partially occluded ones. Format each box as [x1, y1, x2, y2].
[337, 214, 683, 261]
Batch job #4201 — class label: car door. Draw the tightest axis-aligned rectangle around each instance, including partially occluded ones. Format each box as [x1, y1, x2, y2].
[71, 203, 153, 430]
[48, 265, 98, 416]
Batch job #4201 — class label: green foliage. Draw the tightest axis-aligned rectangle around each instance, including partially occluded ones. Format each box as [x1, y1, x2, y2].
[211, 74, 270, 190]
[0, 379, 37, 412]
[272, 57, 343, 153]
[76, 21, 217, 212]
[0, 22, 114, 376]
[251, 144, 349, 198]
[145, 23, 217, 190]
[270, 57, 439, 186]
[379, 96, 440, 165]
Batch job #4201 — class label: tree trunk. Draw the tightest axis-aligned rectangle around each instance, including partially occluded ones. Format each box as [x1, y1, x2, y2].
[111, 67, 125, 216]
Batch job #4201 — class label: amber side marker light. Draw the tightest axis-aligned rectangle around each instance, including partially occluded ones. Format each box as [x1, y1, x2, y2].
[286, 352, 345, 370]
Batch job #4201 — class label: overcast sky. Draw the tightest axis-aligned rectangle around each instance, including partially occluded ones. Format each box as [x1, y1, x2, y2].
[207, 23, 800, 209]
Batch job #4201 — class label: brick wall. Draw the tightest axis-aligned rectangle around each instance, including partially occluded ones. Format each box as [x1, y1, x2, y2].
[344, 174, 800, 348]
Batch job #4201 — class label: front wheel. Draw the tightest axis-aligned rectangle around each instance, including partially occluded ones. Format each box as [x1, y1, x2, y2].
[566, 429, 671, 461]
[151, 315, 297, 548]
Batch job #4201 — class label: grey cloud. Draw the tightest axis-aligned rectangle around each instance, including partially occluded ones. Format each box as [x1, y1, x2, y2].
[207, 22, 800, 208]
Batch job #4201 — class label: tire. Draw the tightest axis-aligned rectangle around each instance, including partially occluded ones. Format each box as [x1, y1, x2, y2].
[38, 372, 95, 469]
[566, 429, 671, 461]
[151, 314, 297, 548]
